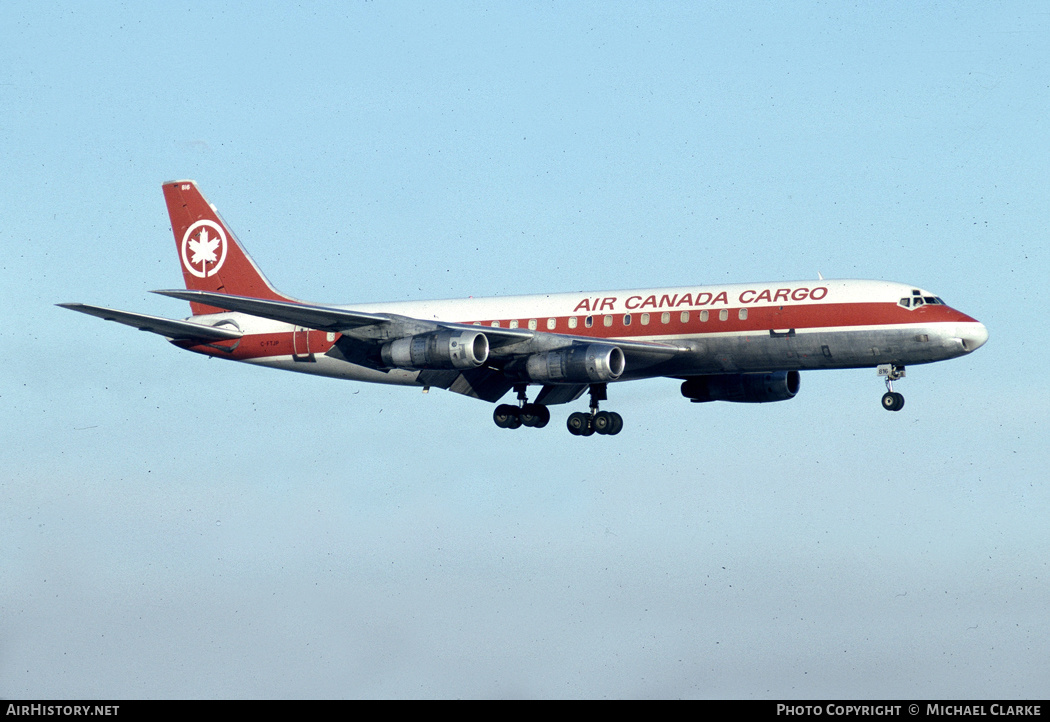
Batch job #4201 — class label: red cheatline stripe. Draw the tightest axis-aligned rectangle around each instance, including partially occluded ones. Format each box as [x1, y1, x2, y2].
[465, 302, 975, 340]
[178, 302, 974, 361]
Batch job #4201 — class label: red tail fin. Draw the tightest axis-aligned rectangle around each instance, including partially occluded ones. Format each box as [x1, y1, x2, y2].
[163, 180, 291, 315]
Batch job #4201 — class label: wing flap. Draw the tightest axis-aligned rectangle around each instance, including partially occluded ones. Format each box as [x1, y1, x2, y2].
[534, 384, 589, 406]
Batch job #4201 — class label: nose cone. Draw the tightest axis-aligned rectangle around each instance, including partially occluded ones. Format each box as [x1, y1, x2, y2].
[957, 322, 989, 352]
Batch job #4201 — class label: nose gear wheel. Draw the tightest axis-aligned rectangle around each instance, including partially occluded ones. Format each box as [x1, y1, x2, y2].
[877, 364, 906, 412]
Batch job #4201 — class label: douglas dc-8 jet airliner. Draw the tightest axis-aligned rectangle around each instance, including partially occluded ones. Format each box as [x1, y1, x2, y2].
[60, 181, 988, 437]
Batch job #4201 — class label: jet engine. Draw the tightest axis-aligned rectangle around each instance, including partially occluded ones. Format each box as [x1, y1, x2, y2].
[380, 330, 489, 370]
[681, 371, 800, 403]
[524, 344, 625, 384]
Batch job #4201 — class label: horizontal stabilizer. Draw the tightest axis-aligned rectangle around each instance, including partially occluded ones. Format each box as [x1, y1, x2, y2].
[152, 290, 390, 330]
[57, 304, 243, 341]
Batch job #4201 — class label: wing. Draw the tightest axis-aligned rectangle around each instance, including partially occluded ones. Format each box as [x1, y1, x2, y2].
[149, 290, 691, 402]
[57, 303, 243, 342]
[153, 289, 686, 356]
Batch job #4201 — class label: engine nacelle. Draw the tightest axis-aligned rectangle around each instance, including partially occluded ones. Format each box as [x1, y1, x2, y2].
[524, 344, 625, 384]
[381, 330, 489, 370]
[681, 371, 800, 403]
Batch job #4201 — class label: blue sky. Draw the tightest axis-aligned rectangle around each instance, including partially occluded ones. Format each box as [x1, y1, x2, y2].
[2, 1, 1047, 698]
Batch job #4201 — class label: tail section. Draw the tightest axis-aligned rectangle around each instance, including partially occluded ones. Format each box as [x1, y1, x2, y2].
[163, 180, 292, 315]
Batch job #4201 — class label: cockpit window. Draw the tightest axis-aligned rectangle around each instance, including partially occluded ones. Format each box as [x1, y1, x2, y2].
[899, 295, 946, 310]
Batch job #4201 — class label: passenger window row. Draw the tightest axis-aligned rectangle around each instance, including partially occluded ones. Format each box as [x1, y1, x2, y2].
[477, 308, 751, 329]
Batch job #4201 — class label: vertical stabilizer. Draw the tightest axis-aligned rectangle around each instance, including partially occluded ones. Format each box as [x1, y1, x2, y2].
[162, 180, 291, 315]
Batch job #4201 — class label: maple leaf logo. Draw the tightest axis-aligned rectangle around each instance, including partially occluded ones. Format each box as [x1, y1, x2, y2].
[180, 220, 228, 278]
[189, 228, 220, 267]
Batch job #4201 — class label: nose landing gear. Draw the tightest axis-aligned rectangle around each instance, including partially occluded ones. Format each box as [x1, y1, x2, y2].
[877, 364, 906, 412]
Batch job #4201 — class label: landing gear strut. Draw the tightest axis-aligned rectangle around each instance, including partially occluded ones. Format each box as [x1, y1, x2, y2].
[877, 364, 906, 412]
[493, 385, 550, 429]
[567, 384, 623, 436]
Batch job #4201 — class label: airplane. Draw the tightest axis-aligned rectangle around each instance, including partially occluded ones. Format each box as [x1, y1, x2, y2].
[59, 180, 988, 437]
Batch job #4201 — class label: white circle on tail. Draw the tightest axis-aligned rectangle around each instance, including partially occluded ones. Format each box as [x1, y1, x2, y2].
[181, 220, 228, 278]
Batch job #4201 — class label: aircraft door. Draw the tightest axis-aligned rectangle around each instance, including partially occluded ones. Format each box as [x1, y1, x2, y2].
[769, 306, 798, 362]
[292, 326, 315, 362]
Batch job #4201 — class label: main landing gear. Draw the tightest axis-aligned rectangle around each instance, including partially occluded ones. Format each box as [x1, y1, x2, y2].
[493, 385, 551, 429]
[493, 384, 624, 435]
[878, 364, 906, 412]
[567, 384, 623, 437]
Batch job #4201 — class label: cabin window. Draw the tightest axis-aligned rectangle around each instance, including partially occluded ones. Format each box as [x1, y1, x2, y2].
[546, 318, 556, 330]
[623, 314, 631, 326]
[585, 315, 593, 328]
[719, 309, 728, 321]
[509, 320, 519, 329]
[641, 313, 650, 325]
[528, 319, 538, 330]
[700, 310, 709, 322]
[661, 312, 670, 324]
[568, 316, 578, 329]
[680, 311, 690, 324]
[491, 321, 500, 327]
[603, 315, 613, 327]
[738, 308, 748, 320]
